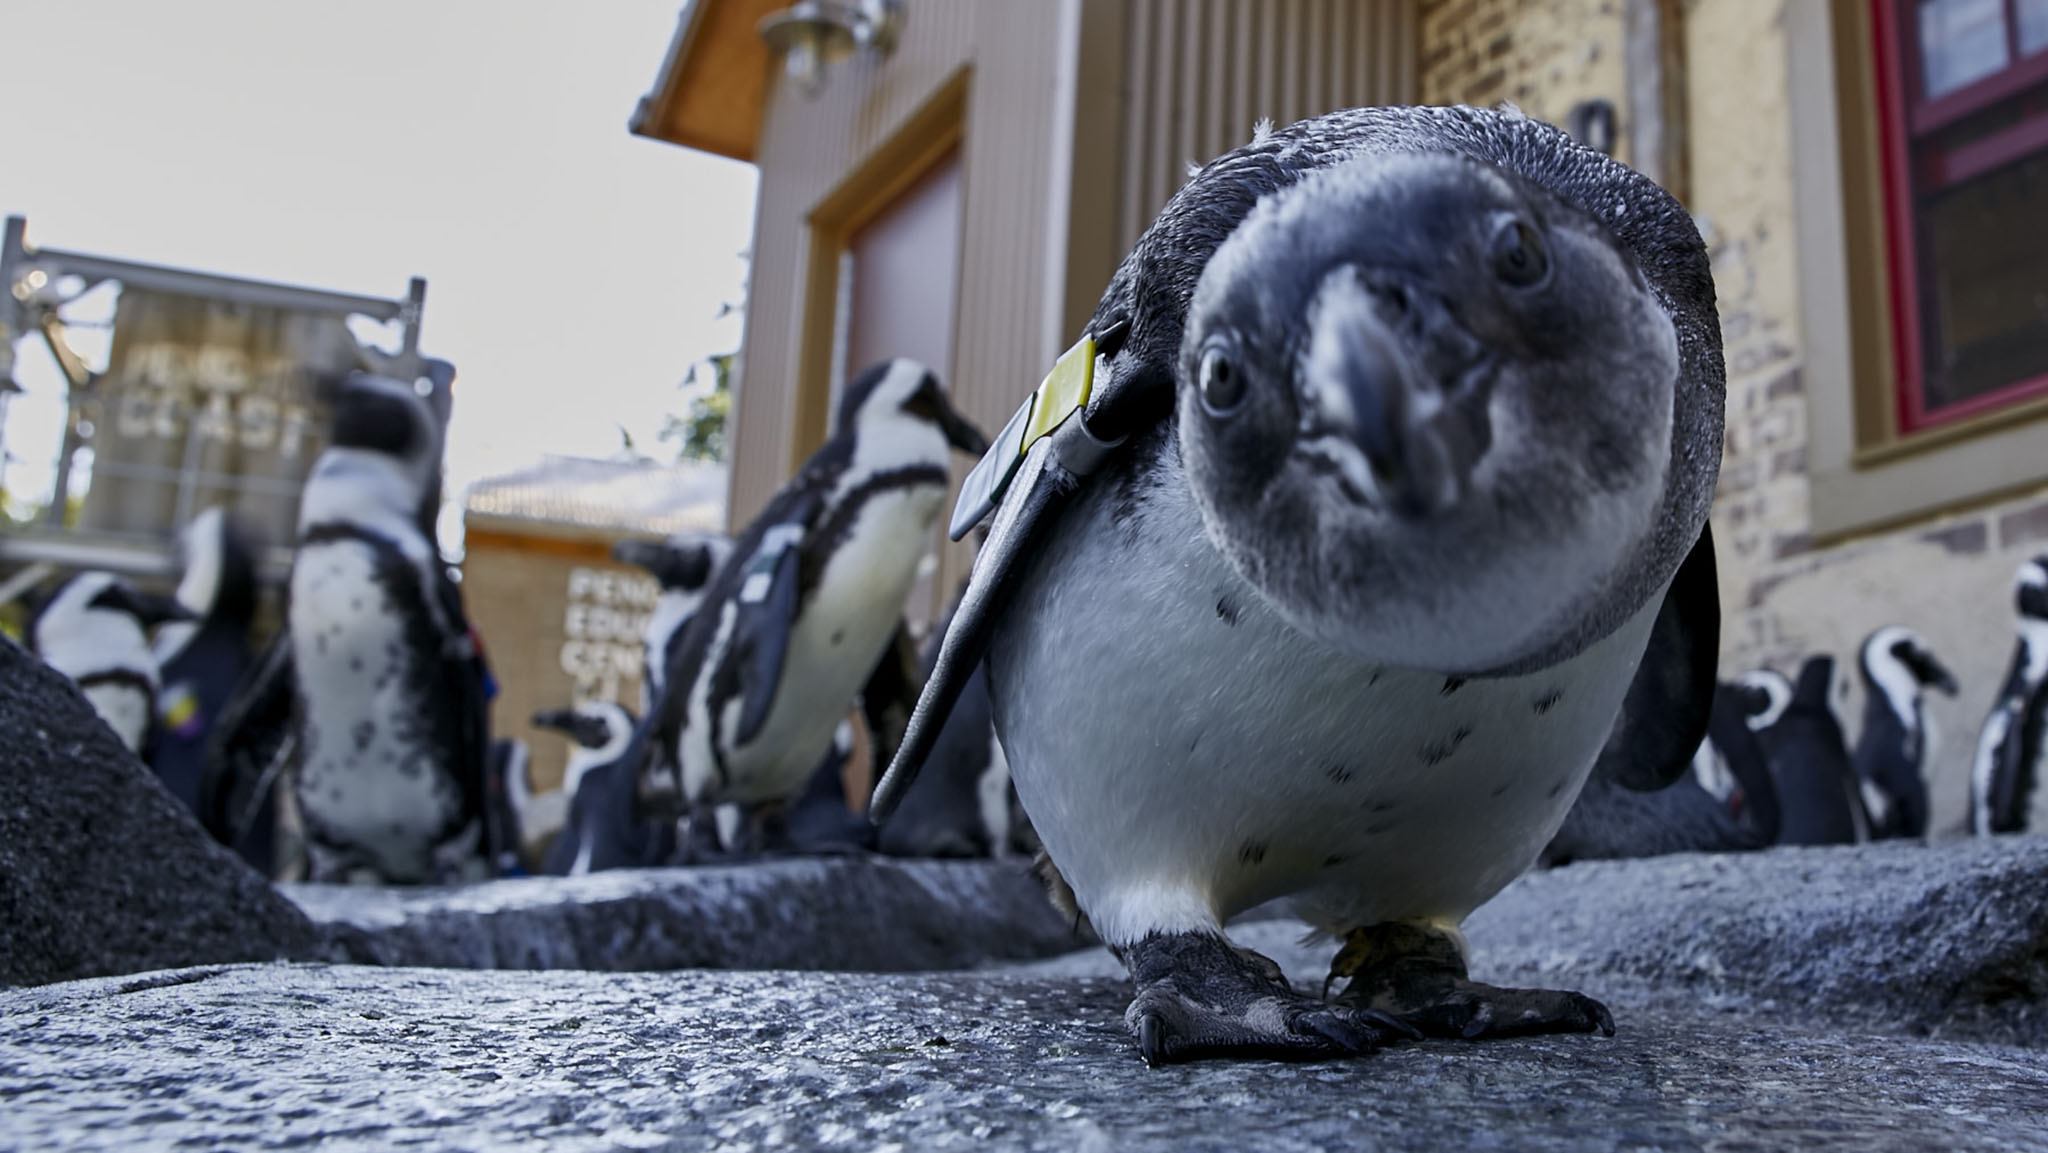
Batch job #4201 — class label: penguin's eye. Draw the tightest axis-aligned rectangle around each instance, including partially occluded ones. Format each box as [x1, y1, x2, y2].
[1199, 345, 1245, 415]
[1490, 219, 1549, 289]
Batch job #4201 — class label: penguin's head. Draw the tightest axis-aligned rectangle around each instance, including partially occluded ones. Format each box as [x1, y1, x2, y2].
[1177, 150, 1688, 672]
[532, 702, 633, 753]
[2015, 557, 2048, 625]
[838, 358, 988, 456]
[29, 571, 193, 669]
[612, 532, 731, 594]
[1733, 668, 1793, 732]
[1860, 625, 1957, 700]
[303, 371, 446, 526]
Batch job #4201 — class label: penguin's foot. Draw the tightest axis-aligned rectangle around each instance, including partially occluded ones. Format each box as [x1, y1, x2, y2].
[1119, 931, 1417, 1066]
[1327, 921, 1615, 1040]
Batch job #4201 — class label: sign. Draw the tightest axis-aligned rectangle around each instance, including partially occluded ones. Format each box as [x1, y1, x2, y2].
[76, 288, 364, 551]
[559, 564, 660, 704]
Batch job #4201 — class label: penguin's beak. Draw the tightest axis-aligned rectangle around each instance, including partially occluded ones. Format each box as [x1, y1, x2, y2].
[532, 708, 610, 749]
[1298, 266, 1486, 519]
[938, 398, 989, 457]
[126, 589, 199, 629]
[1910, 650, 1959, 696]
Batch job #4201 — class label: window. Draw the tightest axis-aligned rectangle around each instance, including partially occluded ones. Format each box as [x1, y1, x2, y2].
[1873, 0, 2048, 431]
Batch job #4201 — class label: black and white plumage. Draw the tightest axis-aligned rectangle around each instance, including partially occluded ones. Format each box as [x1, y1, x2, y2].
[150, 507, 261, 827]
[1734, 668, 1792, 733]
[613, 531, 733, 714]
[1973, 556, 2048, 835]
[643, 358, 986, 816]
[210, 366, 492, 884]
[484, 737, 533, 876]
[1541, 679, 1779, 864]
[29, 571, 192, 754]
[1851, 625, 1956, 840]
[875, 106, 1724, 1064]
[533, 702, 670, 875]
[1761, 655, 1864, 846]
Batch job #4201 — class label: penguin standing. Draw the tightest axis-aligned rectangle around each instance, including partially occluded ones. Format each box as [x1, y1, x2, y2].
[1972, 556, 2048, 835]
[1761, 655, 1864, 845]
[212, 366, 494, 885]
[29, 571, 192, 755]
[150, 507, 261, 824]
[643, 358, 986, 827]
[1541, 679, 1779, 863]
[612, 531, 732, 713]
[532, 701, 668, 875]
[1851, 625, 1956, 840]
[874, 106, 1725, 1063]
[484, 737, 533, 876]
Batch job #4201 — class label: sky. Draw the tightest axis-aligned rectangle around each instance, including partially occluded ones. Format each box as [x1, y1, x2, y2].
[2, 0, 757, 527]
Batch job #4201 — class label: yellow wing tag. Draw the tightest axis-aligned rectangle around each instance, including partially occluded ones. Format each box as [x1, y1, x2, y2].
[948, 335, 1096, 540]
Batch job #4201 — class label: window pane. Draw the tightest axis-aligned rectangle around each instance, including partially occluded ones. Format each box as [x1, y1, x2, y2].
[2022, 0, 2048, 57]
[1919, 0, 2011, 98]
[1919, 149, 2048, 409]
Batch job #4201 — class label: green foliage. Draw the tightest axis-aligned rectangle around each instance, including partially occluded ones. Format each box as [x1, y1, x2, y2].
[661, 350, 734, 464]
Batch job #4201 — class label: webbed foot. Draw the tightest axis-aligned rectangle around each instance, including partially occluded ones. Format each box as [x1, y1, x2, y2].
[1327, 921, 1614, 1040]
[1119, 932, 1417, 1066]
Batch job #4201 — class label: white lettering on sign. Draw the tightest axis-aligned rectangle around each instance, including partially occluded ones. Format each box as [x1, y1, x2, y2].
[559, 565, 660, 704]
[108, 386, 315, 457]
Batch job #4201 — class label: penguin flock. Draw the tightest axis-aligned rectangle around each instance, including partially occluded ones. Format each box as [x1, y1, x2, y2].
[10, 102, 2048, 1066]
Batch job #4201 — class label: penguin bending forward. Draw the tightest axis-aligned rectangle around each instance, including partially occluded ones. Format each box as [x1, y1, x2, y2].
[1851, 625, 1955, 840]
[642, 358, 986, 821]
[1973, 556, 2048, 835]
[872, 106, 1725, 1065]
[29, 571, 192, 755]
[212, 368, 494, 884]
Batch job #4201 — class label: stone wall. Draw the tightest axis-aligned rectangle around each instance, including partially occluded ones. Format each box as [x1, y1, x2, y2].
[1421, 0, 2048, 836]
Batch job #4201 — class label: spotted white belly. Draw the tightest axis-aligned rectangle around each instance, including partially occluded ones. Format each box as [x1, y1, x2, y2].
[291, 539, 457, 881]
[714, 482, 945, 803]
[992, 474, 1663, 948]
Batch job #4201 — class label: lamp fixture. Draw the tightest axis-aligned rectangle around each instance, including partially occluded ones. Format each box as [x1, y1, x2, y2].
[758, 0, 903, 98]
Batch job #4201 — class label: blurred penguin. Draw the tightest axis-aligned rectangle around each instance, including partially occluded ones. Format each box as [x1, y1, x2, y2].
[612, 532, 733, 713]
[150, 507, 261, 824]
[30, 571, 192, 754]
[1762, 655, 1866, 845]
[484, 737, 533, 876]
[1973, 556, 2048, 835]
[534, 701, 671, 874]
[1851, 625, 1956, 840]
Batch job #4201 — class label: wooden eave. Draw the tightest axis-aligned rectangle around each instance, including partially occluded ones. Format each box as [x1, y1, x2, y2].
[629, 0, 787, 162]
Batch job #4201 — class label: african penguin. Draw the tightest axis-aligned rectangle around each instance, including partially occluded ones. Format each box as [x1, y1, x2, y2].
[533, 701, 668, 875]
[1760, 655, 1864, 846]
[150, 507, 260, 825]
[876, 106, 1725, 1064]
[30, 571, 192, 755]
[643, 358, 986, 820]
[1972, 555, 2048, 835]
[612, 531, 733, 713]
[485, 737, 533, 876]
[1541, 679, 1779, 864]
[1851, 625, 1956, 840]
[286, 370, 495, 884]
[1735, 668, 1792, 732]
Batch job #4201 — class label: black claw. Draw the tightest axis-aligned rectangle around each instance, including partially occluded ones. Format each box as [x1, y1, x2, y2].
[1138, 1012, 1168, 1067]
[1301, 1012, 1376, 1054]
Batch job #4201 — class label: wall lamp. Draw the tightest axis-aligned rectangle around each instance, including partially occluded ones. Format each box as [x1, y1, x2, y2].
[758, 0, 903, 98]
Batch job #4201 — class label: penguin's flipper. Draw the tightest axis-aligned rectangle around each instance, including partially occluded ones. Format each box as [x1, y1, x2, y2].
[871, 322, 1155, 823]
[1590, 523, 1721, 792]
[200, 629, 297, 847]
[731, 527, 807, 746]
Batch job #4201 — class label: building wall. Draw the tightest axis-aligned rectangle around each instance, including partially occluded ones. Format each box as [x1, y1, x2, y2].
[1423, 0, 2048, 836]
[462, 525, 659, 796]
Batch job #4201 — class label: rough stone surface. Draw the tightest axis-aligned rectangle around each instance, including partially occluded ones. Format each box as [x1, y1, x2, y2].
[291, 857, 1085, 972]
[0, 638, 327, 988]
[6, 962, 2048, 1151]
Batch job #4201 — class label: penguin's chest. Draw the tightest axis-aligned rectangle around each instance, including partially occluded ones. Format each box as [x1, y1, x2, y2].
[724, 482, 944, 795]
[990, 482, 1661, 945]
[289, 540, 459, 855]
[81, 680, 154, 754]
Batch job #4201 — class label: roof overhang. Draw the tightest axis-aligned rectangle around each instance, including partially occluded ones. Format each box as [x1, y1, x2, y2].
[629, 0, 788, 162]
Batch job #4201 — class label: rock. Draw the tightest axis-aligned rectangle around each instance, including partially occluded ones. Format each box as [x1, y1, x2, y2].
[290, 857, 1085, 972]
[0, 638, 327, 988]
[1466, 838, 2048, 1046]
[4, 962, 2047, 1150]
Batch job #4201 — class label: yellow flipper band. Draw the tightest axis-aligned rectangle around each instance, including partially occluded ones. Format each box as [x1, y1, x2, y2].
[948, 335, 1096, 540]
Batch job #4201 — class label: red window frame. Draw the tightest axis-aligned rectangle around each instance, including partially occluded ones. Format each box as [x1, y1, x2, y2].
[1871, 0, 2048, 433]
